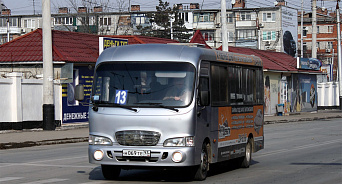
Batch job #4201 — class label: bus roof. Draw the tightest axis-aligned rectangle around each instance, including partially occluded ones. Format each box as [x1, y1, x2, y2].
[97, 44, 262, 67]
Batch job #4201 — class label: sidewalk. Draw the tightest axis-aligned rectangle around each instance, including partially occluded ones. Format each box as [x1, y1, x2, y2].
[0, 110, 341, 150]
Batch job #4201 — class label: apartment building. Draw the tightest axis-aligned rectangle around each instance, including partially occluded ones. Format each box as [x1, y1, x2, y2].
[0, 1, 296, 57]
[177, 1, 296, 54]
[298, 7, 337, 80]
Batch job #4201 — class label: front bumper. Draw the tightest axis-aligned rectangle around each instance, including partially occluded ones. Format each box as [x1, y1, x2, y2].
[89, 145, 197, 167]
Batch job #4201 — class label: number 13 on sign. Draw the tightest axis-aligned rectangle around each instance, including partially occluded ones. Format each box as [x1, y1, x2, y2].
[115, 90, 128, 105]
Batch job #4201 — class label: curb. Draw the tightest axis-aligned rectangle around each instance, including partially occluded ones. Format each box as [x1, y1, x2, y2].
[0, 137, 88, 150]
[264, 114, 342, 124]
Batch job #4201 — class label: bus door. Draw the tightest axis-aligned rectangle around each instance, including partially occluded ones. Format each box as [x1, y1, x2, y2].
[197, 61, 211, 133]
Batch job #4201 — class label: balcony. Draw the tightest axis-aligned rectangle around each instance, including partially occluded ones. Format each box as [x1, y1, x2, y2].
[236, 20, 256, 28]
[0, 27, 21, 34]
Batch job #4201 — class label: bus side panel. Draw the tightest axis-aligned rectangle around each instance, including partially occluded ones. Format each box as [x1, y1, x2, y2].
[217, 105, 264, 162]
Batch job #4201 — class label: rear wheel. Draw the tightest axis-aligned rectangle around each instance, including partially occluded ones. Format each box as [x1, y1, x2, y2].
[193, 142, 210, 181]
[240, 139, 252, 168]
[101, 165, 121, 180]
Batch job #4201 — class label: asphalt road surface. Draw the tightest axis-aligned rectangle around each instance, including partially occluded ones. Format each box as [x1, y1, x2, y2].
[0, 119, 341, 184]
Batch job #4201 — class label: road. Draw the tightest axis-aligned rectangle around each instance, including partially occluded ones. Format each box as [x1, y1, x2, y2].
[0, 119, 341, 184]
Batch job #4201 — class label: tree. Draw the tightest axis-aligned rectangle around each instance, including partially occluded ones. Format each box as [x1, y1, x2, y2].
[137, 0, 192, 42]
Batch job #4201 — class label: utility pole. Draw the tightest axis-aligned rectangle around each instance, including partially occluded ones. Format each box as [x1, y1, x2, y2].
[221, 0, 228, 52]
[312, 0, 317, 58]
[301, 0, 304, 58]
[337, 0, 342, 109]
[42, 0, 55, 130]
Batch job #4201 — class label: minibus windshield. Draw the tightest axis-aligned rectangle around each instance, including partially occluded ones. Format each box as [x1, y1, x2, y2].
[92, 62, 195, 107]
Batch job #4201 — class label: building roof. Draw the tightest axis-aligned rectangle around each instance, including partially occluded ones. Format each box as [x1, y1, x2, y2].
[190, 30, 319, 73]
[223, 46, 298, 72]
[190, 30, 212, 49]
[0, 29, 179, 63]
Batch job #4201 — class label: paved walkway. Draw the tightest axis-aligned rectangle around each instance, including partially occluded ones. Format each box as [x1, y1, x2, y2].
[0, 110, 341, 149]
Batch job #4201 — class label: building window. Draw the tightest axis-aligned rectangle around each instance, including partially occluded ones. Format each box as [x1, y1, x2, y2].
[193, 13, 214, 23]
[262, 31, 276, 41]
[135, 16, 146, 25]
[237, 29, 256, 40]
[228, 31, 234, 42]
[303, 42, 307, 52]
[240, 12, 251, 21]
[202, 31, 214, 41]
[328, 25, 334, 33]
[0, 18, 5, 27]
[0, 18, 18, 27]
[227, 13, 233, 23]
[55, 17, 73, 25]
[9, 18, 17, 27]
[24, 19, 35, 28]
[317, 26, 319, 33]
[262, 12, 275, 22]
[303, 27, 307, 37]
[327, 42, 333, 49]
[100, 17, 111, 26]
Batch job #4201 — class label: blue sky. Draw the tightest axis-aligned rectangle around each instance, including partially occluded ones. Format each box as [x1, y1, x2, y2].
[2, 0, 339, 15]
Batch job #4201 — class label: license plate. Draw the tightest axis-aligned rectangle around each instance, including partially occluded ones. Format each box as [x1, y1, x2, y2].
[122, 150, 151, 157]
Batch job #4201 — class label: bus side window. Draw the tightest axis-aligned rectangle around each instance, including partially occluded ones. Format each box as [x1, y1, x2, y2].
[199, 77, 209, 106]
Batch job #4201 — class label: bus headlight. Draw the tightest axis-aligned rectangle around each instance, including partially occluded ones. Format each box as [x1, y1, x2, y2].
[172, 151, 183, 162]
[94, 150, 104, 160]
[89, 135, 112, 145]
[163, 136, 194, 147]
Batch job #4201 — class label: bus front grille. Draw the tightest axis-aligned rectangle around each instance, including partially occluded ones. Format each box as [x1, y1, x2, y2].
[115, 130, 161, 146]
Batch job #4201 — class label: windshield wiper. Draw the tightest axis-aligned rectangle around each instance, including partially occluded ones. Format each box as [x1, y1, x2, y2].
[95, 102, 138, 112]
[134, 102, 179, 112]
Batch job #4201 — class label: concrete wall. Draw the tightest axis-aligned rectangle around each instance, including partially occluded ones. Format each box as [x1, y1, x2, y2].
[317, 82, 340, 108]
[0, 72, 61, 127]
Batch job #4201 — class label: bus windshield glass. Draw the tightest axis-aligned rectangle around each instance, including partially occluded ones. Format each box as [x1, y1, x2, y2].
[92, 62, 196, 107]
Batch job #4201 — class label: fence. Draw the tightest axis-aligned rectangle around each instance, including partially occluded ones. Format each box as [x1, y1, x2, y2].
[0, 72, 61, 130]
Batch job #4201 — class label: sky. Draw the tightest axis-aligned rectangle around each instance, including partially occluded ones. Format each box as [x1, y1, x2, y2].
[1, 0, 339, 15]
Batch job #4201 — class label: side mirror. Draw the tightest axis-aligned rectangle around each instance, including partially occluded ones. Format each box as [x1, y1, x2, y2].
[74, 84, 84, 101]
[199, 77, 210, 106]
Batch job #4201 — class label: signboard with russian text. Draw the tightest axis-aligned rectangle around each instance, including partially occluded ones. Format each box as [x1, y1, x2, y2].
[297, 57, 322, 71]
[99, 37, 128, 55]
[62, 66, 94, 123]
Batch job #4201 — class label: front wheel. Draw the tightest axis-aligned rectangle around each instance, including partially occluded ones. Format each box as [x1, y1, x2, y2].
[240, 139, 252, 168]
[193, 142, 210, 181]
[101, 165, 121, 180]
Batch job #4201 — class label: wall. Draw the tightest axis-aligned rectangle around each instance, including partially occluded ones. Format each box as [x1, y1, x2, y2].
[0, 72, 62, 130]
[264, 72, 281, 115]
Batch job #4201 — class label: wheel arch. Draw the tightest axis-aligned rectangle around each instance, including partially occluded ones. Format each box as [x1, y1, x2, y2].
[203, 137, 211, 163]
[248, 133, 255, 152]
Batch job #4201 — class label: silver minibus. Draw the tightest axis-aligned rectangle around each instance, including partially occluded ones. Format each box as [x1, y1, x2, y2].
[76, 44, 264, 180]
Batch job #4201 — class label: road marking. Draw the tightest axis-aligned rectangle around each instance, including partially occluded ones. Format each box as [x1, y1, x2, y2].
[0, 177, 23, 182]
[255, 139, 342, 158]
[21, 178, 68, 184]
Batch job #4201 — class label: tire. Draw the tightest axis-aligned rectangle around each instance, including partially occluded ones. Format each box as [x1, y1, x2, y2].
[101, 165, 121, 180]
[193, 142, 210, 181]
[240, 139, 252, 168]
